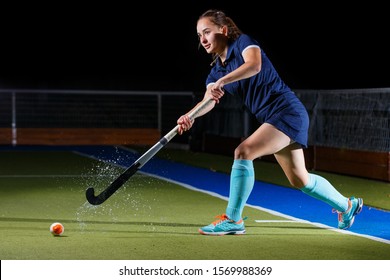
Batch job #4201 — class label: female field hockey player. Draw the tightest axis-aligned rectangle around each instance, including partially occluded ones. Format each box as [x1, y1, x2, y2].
[177, 9, 363, 235]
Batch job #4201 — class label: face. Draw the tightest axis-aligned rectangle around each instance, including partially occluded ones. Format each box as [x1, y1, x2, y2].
[197, 17, 226, 54]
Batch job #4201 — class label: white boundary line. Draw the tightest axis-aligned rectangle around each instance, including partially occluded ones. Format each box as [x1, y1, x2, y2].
[138, 170, 390, 245]
[254, 220, 311, 223]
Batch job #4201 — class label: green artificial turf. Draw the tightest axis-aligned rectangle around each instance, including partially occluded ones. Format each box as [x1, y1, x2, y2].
[0, 149, 389, 260]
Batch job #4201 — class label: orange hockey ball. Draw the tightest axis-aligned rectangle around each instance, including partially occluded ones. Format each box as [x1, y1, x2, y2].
[50, 222, 64, 236]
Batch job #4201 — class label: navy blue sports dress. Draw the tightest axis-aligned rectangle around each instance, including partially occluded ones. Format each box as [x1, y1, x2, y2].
[206, 34, 309, 148]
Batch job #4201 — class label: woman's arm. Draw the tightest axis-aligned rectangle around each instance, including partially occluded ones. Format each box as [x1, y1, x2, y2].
[177, 88, 216, 135]
[210, 47, 261, 97]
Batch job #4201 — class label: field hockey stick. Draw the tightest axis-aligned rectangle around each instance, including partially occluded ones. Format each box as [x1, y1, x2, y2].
[86, 97, 214, 205]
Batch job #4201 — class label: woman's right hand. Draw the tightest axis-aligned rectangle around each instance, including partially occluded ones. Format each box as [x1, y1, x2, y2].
[177, 115, 194, 135]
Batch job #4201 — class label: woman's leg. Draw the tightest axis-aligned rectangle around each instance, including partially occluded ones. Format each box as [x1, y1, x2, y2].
[226, 123, 293, 221]
[199, 123, 291, 235]
[274, 145, 349, 211]
[274, 145, 363, 229]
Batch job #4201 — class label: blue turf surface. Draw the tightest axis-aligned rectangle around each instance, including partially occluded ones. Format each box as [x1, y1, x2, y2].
[71, 146, 390, 244]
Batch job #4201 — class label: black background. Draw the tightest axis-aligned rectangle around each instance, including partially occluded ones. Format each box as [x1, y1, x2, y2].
[1, 1, 388, 92]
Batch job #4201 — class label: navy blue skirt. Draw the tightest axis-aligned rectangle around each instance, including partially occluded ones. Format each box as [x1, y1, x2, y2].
[261, 92, 309, 148]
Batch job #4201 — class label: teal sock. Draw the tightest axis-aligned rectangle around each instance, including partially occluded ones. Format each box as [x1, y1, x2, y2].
[301, 173, 349, 212]
[226, 159, 254, 221]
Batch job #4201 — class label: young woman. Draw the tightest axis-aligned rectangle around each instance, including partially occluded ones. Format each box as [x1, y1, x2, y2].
[177, 9, 363, 235]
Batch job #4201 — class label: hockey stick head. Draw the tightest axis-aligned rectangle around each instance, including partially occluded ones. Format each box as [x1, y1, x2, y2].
[86, 187, 101, 205]
[85, 162, 141, 205]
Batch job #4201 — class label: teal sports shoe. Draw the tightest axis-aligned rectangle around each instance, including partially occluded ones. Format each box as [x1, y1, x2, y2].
[198, 214, 246, 235]
[334, 197, 363, 230]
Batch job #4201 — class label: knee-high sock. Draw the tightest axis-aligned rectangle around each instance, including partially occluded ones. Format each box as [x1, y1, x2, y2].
[226, 159, 254, 221]
[301, 173, 349, 212]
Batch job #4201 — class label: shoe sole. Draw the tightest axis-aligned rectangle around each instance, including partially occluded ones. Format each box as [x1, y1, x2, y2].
[341, 198, 363, 230]
[198, 229, 246, 236]
[354, 198, 363, 215]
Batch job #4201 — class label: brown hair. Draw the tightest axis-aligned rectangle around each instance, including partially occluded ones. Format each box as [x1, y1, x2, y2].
[198, 9, 242, 40]
[198, 9, 243, 64]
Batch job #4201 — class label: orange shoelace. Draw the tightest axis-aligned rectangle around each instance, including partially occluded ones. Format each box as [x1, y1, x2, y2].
[211, 214, 230, 225]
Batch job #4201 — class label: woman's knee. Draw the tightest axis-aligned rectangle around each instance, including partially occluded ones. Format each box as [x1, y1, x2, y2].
[234, 144, 252, 159]
[286, 172, 309, 189]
